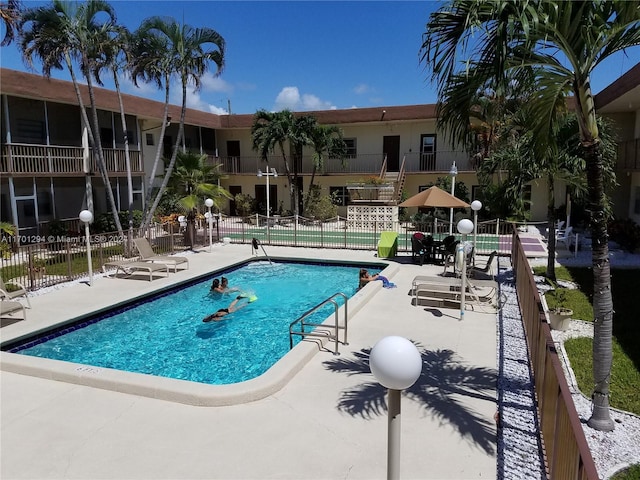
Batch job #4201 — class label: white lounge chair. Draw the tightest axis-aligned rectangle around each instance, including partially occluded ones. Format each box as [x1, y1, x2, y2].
[1, 299, 27, 320]
[556, 226, 574, 249]
[133, 238, 189, 272]
[411, 274, 497, 306]
[104, 260, 169, 281]
[0, 276, 31, 308]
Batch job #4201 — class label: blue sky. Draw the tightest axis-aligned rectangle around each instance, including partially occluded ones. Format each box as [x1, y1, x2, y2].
[2, 1, 640, 115]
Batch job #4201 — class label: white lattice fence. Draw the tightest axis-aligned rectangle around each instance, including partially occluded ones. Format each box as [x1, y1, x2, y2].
[346, 205, 398, 229]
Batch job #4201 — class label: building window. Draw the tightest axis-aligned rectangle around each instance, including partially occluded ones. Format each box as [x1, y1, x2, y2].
[420, 134, 436, 171]
[16, 118, 45, 143]
[145, 133, 154, 146]
[344, 138, 357, 158]
[330, 186, 350, 206]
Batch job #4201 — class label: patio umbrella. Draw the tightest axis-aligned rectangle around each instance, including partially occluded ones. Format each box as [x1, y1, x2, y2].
[399, 186, 470, 208]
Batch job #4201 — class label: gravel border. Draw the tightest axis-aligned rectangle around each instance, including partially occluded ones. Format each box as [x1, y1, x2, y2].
[497, 254, 640, 480]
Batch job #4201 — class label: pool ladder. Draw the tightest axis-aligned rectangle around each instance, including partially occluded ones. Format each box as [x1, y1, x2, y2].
[289, 293, 348, 355]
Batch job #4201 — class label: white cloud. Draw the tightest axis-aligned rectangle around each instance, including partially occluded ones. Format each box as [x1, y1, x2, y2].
[200, 72, 233, 94]
[354, 83, 370, 95]
[274, 86, 335, 111]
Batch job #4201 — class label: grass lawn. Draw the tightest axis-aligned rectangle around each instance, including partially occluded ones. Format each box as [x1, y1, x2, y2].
[534, 265, 640, 416]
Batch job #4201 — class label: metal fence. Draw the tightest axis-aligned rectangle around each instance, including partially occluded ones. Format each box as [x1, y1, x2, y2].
[2, 214, 521, 292]
[510, 231, 598, 480]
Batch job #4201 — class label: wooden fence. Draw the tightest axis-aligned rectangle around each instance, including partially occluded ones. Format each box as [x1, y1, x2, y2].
[511, 231, 599, 479]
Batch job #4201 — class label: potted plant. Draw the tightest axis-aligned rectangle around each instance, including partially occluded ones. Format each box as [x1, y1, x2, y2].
[545, 288, 573, 331]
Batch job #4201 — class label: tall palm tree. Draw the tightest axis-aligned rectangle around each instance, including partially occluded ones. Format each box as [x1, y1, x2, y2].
[421, 0, 640, 430]
[251, 109, 321, 216]
[129, 23, 172, 227]
[252, 109, 296, 214]
[89, 22, 136, 252]
[19, 0, 123, 237]
[1, 0, 21, 46]
[131, 16, 225, 233]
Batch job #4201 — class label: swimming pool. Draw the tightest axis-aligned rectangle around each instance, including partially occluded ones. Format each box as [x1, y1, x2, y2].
[3, 259, 385, 395]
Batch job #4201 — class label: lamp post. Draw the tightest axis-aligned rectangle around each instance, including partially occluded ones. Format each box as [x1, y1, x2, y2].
[79, 209, 93, 286]
[456, 218, 474, 320]
[471, 200, 482, 266]
[257, 166, 277, 226]
[448, 161, 458, 235]
[205, 198, 214, 252]
[369, 336, 422, 480]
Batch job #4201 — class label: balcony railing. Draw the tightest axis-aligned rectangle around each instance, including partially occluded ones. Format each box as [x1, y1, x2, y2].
[1, 143, 142, 176]
[207, 151, 474, 176]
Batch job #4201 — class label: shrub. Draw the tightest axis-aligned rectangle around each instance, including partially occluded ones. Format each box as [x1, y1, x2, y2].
[234, 193, 255, 217]
[608, 218, 640, 252]
[93, 211, 144, 233]
[303, 186, 338, 220]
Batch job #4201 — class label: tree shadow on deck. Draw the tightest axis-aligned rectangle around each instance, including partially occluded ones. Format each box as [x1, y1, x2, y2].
[323, 343, 499, 454]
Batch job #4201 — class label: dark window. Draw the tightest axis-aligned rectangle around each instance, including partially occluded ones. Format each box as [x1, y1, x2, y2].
[100, 128, 114, 146]
[146, 133, 154, 146]
[330, 186, 349, 206]
[344, 138, 357, 158]
[16, 119, 45, 143]
[420, 134, 436, 170]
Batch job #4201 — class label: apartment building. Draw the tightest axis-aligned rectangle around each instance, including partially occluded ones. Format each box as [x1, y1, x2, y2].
[2, 66, 639, 238]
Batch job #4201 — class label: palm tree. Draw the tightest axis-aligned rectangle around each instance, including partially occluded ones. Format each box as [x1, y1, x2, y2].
[307, 124, 347, 207]
[421, 0, 640, 431]
[168, 151, 231, 246]
[251, 110, 323, 216]
[1, 0, 21, 46]
[89, 22, 136, 253]
[131, 16, 225, 233]
[129, 23, 172, 228]
[19, 0, 124, 238]
[251, 109, 297, 214]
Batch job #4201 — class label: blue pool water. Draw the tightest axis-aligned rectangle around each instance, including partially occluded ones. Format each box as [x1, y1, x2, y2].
[6, 260, 381, 385]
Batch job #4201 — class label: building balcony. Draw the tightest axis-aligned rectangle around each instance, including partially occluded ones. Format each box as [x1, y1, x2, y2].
[206, 151, 473, 176]
[0, 143, 143, 177]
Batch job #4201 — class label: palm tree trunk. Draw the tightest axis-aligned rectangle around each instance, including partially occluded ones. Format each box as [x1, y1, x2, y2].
[277, 143, 295, 215]
[83, 68, 124, 238]
[143, 78, 186, 232]
[141, 74, 171, 233]
[113, 70, 134, 256]
[584, 141, 615, 431]
[546, 174, 556, 282]
[64, 57, 95, 214]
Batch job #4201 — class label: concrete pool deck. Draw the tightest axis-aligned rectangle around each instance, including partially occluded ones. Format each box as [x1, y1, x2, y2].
[1, 244, 498, 479]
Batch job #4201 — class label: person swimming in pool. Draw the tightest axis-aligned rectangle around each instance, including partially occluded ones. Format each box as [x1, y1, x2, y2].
[210, 278, 224, 293]
[220, 276, 240, 294]
[202, 295, 250, 322]
[359, 268, 396, 289]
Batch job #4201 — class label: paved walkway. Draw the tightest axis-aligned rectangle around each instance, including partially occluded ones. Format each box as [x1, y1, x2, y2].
[1, 245, 498, 479]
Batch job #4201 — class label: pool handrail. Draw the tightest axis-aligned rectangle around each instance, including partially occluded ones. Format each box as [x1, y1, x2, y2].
[289, 292, 348, 355]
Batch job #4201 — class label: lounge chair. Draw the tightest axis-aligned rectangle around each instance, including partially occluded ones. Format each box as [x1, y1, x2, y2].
[469, 251, 498, 279]
[104, 260, 170, 281]
[411, 274, 497, 306]
[133, 238, 189, 272]
[1, 299, 27, 320]
[0, 276, 31, 308]
[377, 231, 398, 259]
[556, 226, 574, 249]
